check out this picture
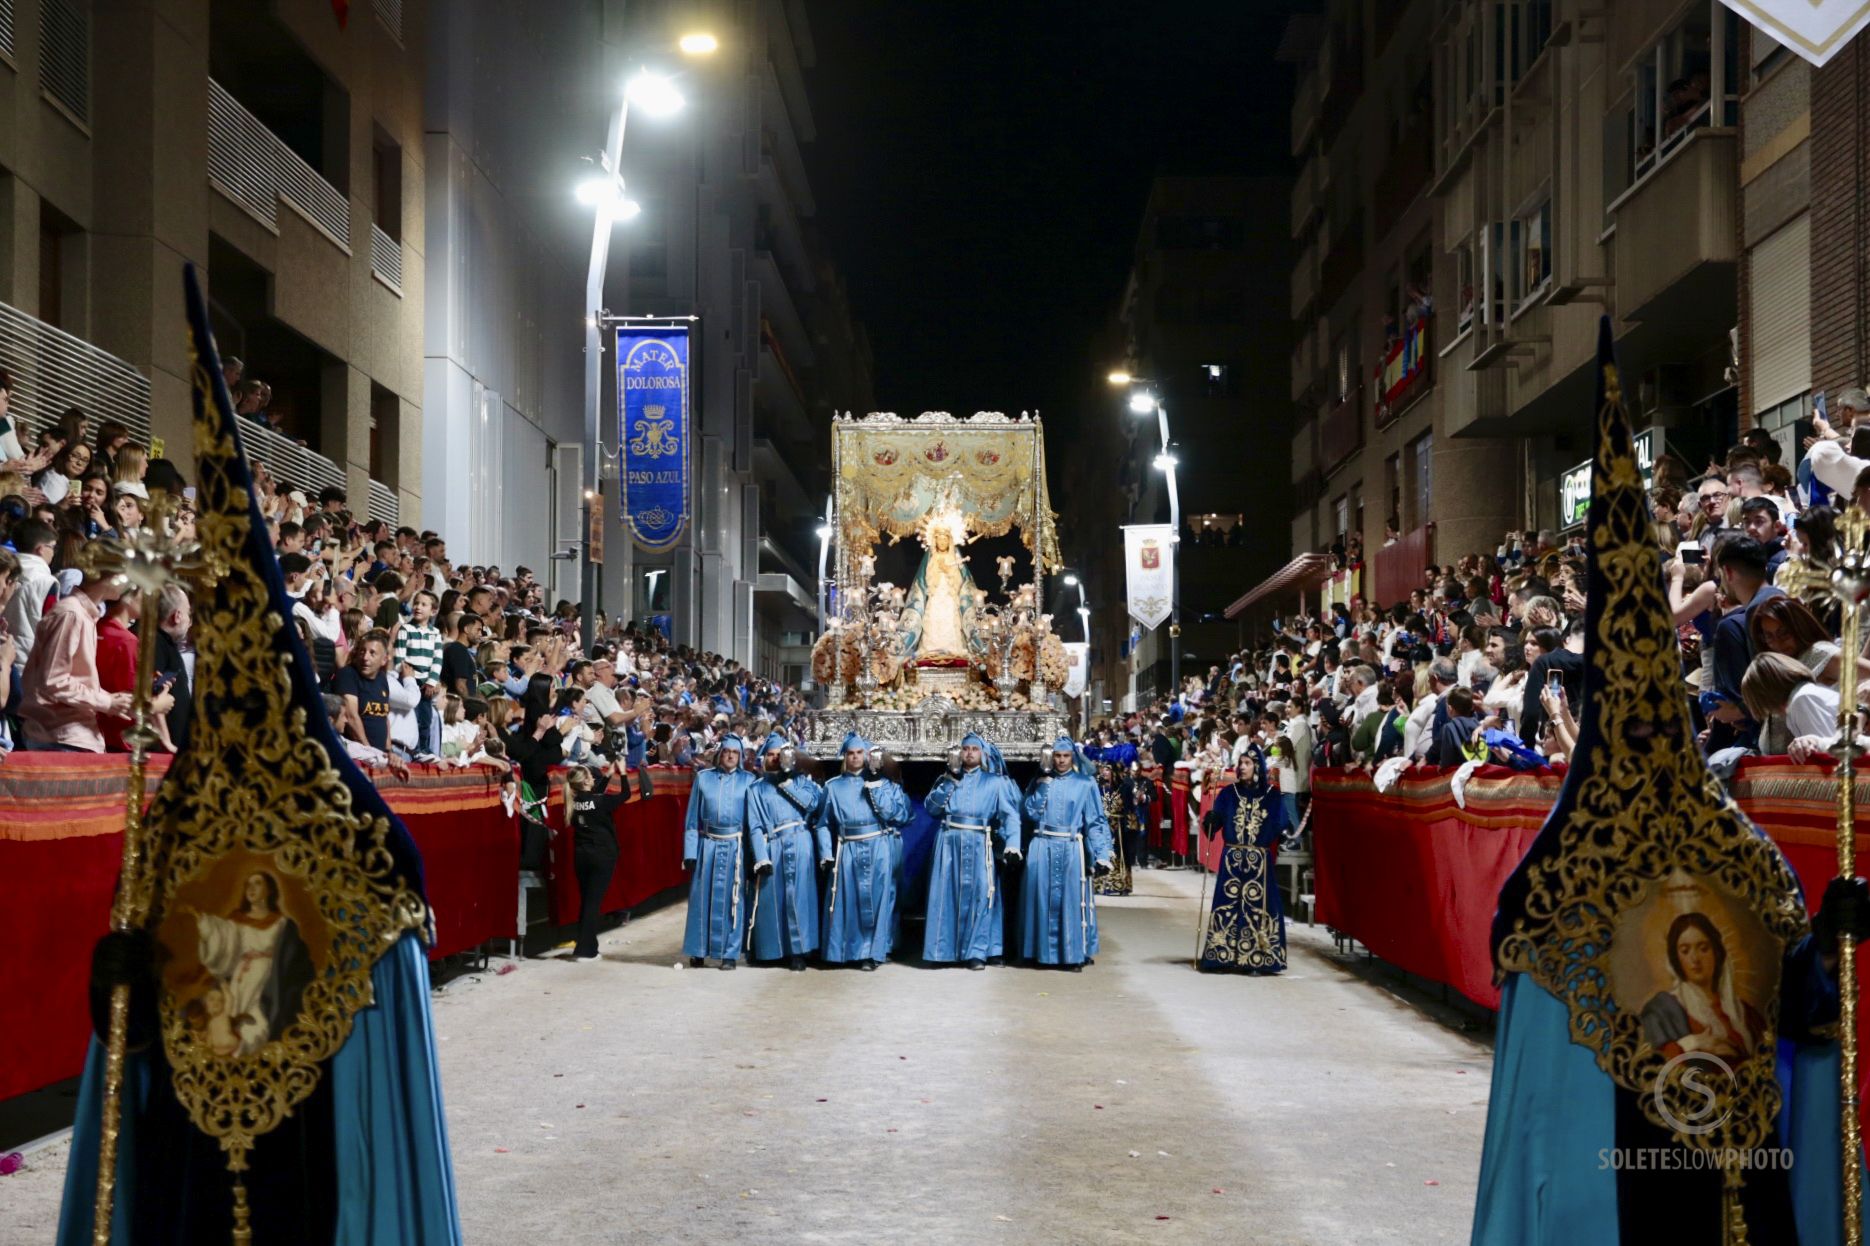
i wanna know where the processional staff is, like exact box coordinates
[1779,506,1869,1246]
[81,491,218,1245]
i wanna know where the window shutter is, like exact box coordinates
[1750,213,1811,414]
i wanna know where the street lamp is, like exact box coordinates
[577,35,714,654]
[814,494,836,642]
[1105,370,1182,697]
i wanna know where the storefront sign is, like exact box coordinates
[617,324,691,552]
[1558,427,1664,529]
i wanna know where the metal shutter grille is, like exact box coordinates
[38,0,87,125]
[0,300,151,447]
[1750,212,1811,414]
[372,0,403,45]
[0,0,16,61]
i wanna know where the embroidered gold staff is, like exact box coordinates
[80,492,214,1246]
[1780,507,1868,1245]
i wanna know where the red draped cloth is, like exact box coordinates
[0,756,510,1101]
[1311,759,1870,1131]
[1169,770,1191,857]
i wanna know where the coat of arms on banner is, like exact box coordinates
[1140,541,1161,570]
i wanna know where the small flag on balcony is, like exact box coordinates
[1717,1,1870,65]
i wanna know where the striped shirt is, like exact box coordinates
[392,622,443,685]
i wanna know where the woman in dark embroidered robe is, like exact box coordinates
[1197,746,1289,974]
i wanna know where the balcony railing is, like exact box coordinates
[1290,62,1320,155]
[1290,153,1322,238]
[0,300,152,447]
[208,78,351,254]
[370,222,403,294]
[368,477,399,526]
[373,0,403,46]
[1290,237,1318,320]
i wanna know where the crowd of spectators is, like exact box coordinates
[0,364,820,805]
[1089,387,1870,846]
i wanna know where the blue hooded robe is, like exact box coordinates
[922,732,1020,963]
[817,732,913,963]
[1019,736,1115,965]
[745,733,825,960]
[682,734,762,961]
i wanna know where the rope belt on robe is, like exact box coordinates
[943,817,995,903]
[828,820,883,919]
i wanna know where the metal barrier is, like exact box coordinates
[207,78,351,254]
[368,477,400,526]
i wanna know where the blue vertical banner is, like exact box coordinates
[617,324,691,551]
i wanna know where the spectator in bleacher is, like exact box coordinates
[1707,537,1784,751]
[17,568,134,751]
[33,441,90,505]
[437,611,482,698]
[333,628,394,755]
[0,548,18,753]
[4,519,58,667]
[96,588,177,753]
[92,421,131,478]
[1738,496,1790,579]
[153,583,194,751]
[107,483,147,538]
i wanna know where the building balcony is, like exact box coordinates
[1318,385,1364,476]
[207,78,351,255]
[1290,152,1325,239]
[0,301,153,447]
[1373,319,1431,430]
[1291,320,1327,406]
[1290,237,1319,321]
[754,158,815,298]
[1608,129,1738,329]
[235,417,399,525]
[1373,122,1433,225]
[1290,61,1321,156]
[752,250,816,373]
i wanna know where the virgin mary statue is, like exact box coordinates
[902,512,982,659]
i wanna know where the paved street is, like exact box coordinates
[6,870,1489,1244]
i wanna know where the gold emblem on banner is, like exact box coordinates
[142,341,426,1218]
[1494,359,1808,1219]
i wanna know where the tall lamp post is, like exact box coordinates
[1064,571,1091,733]
[578,37,715,654]
[1107,370,1181,698]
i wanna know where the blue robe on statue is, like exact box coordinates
[682,742,762,962]
[1197,771,1289,974]
[745,741,825,961]
[1018,749,1114,966]
[923,737,1020,964]
[818,767,913,963]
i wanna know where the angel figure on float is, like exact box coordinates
[902,506,983,659]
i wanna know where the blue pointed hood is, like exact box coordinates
[839,730,873,755]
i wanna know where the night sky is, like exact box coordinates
[804,2,1312,434]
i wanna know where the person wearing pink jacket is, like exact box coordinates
[17,570,133,751]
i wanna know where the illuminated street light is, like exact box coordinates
[678,31,720,56]
[1106,370,1133,386]
[1128,391,1156,415]
[1063,572,1079,586]
[626,71,686,117]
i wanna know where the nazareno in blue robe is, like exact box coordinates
[1018,770,1114,965]
[922,765,1020,963]
[818,770,913,962]
[1197,778,1289,974]
[746,770,825,960]
[682,760,762,961]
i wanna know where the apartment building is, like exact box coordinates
[1277,0,1757,610]
[0,0,425,524]
[1069,175,1292,707]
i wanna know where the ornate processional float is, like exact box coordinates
[806,410,1071,760]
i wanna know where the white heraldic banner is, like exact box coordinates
[1717,1,1870,65]
[1123,524,1174,630]
[1062,642,1089,698]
